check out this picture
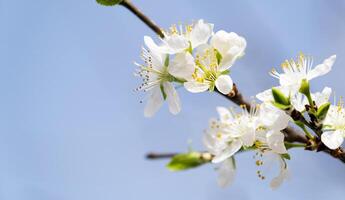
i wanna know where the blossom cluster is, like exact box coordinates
[135,19,345,190]
[135,20,246,117]
[204,104,290,188]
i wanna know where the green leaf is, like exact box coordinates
[96,0,123,6]
[166,152,208,171]
[316,102,331,120]
[281,153,291,160]
[272,87,290,106]
[160,84,167,100]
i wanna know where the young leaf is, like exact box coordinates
[316,102,331,120]
[96,0,123,6]
[166,152,208,171]
[272,87,290,106]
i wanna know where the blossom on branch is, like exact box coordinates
[135,20,246,116]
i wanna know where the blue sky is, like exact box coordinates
[1,0,345,199]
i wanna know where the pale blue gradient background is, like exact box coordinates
[1,0,345,199]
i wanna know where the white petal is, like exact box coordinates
[270,168,289,190]
[217,158,236,187]
[308,55,336,80]
[291,93,308,112]
[189,19,213,49]
[168,52,195,80]
[256,88,274,102]
[212,140,242,163]
[321,130,344,150]
[144,36,165,66]
[210,30,231,55]
[144,87,164,117]
[270,157,289,190]
[313,87,332,107]
[260,104,290,130]
[184,81,209,93]
[267,131,287,154]
[163,82,181,115]
[215,75,233,94]
[164,35,189,53]
[241,128,256,146]
[211,31,246,69]
[216,107,234,123]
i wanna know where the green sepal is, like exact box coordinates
[96,0,123,6]
[215,49,223,65]
[166,152,208,171]
[272,102,291,110]
[209,82,215,92]
[186,41,193,54]
[299,79,310,96]
[220,69,230,75]
[164,55,170,67]
[160,84,167,100]
[281,153,291,160]
[316,102,331,120]
[272,87,290,106]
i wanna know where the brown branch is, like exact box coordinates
[120,0,345,164]
[146,152,178,159]
[120,0,165,38]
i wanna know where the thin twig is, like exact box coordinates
[120,0,345,164]
[120,0,165,38]
[146,152,178,159]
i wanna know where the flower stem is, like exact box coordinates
[120,0,165,38]
[284,142,306,149]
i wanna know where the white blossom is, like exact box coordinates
[135,37,181,117]
[291,87,332,112]
[216,157,236,187]
[162,19,214,54]
[203,106,257,163]
[321,103,345,149]
[256,104,290,154]
[183,44,234,94]
[270,53,336,93]
[210,30,246,68]
[254,151,289,190]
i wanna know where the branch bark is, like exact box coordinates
[120,0,165,38]
[120,0,345,164]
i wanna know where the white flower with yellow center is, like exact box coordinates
[203,106,257,164]
[254,151,289,190]
[210,30,247,68]
[184,45,234,94]
[321,102,345,149]
[183,30,246,94]
[270,53,336,92]
[135,37,182,117]
[255,104,290,154]
[162,19,214,54]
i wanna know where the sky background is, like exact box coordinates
[1,0,345,199]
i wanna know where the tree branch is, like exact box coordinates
[120,0,165,38]
[120,0,345,164]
